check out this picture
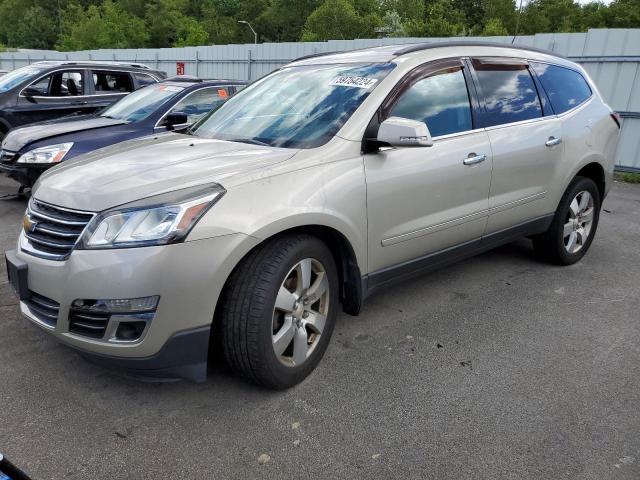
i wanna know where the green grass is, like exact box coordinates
[614,171,640,184]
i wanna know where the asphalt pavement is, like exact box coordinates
[0,176,638,480]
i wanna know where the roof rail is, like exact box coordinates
[32,60,151,69]
[394,41,564,59]
[165,75,203,83]
[291,51,339,63]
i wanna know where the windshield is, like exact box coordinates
[0,65,48,93]
[192,63,395,149]
[100,84,185,122]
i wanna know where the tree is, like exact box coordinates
[256,0,322,42]
[57,1,149,50]
[301,0,381,41]
[11,5,58,49]
[423,0,466,37]
[0,0,61,50]
[482,17,509,35]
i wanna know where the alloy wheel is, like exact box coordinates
[271,258,330,367]
[563,190,595,254]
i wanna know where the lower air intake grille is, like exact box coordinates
[69,310,110,339]
[25,292,59,327]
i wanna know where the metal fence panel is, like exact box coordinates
[1,29,639,170]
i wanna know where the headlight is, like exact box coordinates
[78,184,225,249]
[17,142,74,164]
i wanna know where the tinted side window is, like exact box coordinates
[92,71,134,94]
[168,87,230,124]
[27,70,84,97]
[530,62,592,114]
[474,63,542,127]
[389,67,473,137]
[134,73,157,88]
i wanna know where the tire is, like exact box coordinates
[533,176,601,265]
[218,234,339,389]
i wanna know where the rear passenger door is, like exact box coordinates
[364,59,493,273]
[470,58,563,233]
[86,70,135,112]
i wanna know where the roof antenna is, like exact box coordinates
[512,0,524,44]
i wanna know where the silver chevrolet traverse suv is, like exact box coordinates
[5,42,619,389]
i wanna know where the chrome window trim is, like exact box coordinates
[19,67,159,100]
[154,85,234,129]
[19,67,86,99]
[432,127,486,142]
[555,95,594,119]
[483,114,556,132]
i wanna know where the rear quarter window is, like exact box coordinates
[530,62,592,114]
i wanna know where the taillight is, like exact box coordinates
[611,111,621,129]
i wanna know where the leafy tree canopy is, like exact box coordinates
[0,0,637,51]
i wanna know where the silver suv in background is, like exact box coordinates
[5,42,619,389]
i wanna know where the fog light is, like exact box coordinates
[72,296,159,313]
[115,321,148,341]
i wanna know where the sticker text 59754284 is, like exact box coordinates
[329,76,379,89]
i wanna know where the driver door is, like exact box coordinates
[364,59,493,275]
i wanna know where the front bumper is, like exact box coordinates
[0,162,48,188]
[9,232,259,381]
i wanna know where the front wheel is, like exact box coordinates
[533,176,601,265]
[218,234,339,389]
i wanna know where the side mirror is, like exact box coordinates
[165,112,188,127]
[22,87,42,99]
[377,117,433,147]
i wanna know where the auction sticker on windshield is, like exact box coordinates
[329,76,378,89]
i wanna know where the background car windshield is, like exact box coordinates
[0,66,47,92]
[192,63,395,149]
[100,84,184,122]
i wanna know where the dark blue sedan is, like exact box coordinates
[0,77,245,188]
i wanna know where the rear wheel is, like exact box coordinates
[218,234,339,389]
[533,176,601,265]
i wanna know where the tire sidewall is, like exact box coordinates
[258,238,339,388]
[553,177,601,264]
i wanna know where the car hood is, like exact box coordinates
[1,116,126,152]
[33,134,298,212]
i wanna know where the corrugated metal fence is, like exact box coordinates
[1,29,640,171]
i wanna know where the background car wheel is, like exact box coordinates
[533,176,601,265]
[218,234,339,389]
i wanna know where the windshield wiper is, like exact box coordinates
[229,138,271,147]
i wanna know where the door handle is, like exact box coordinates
[463,153,487,166]
[545,136,562,147]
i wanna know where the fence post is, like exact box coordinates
[195,50,199,77]
[12,53,15,70]
[247,50,252,81]
[155,52,159,70]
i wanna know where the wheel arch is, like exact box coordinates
[575,162,606,200]
[217,224,365,318]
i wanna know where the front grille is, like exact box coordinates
[69,310,110,339]
[24,291,59,328]
[0,149,17,164]
[23,199,95,260]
